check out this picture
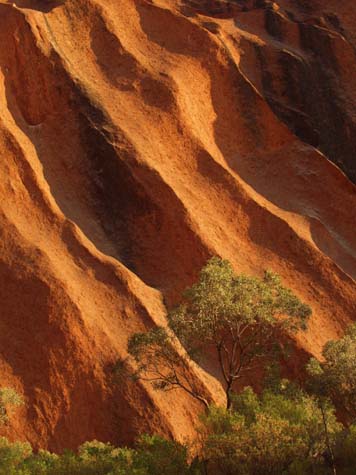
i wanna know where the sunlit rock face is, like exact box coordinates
[0,0,355,451]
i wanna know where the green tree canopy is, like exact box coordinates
[128,257,311,408]
[307,323,356,423]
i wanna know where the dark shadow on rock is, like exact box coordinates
[234,8,356,184]
[135,0,356,282]
[1,17,209,299]
[310,218,356,281]
[12,0,63,13]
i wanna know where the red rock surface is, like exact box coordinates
[0,0,355,451]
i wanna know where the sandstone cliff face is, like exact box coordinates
[0,0,355,450]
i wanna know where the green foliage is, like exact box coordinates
[134,435,193,475]
[0,388,24,425]
[127,326,210,408]
[169,258,310,356]
[127,328,181,391]
[128,257,311,408]
[201,383,342,475]
[19,450,59,475]
[334,423,356,471]
[0,394,353,475]
[307,324,356,422]
[0,437,32,475]
[0,436,194,475]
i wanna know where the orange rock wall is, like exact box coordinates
[0,0,355,450]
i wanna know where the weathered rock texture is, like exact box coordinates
[0,0,355,451]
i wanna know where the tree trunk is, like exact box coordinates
[320,402,337,475]
[197,395,211,410]
[226,379,233,409]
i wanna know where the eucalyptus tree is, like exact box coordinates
[129,257,311,409]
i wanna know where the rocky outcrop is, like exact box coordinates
[0,0,355,450]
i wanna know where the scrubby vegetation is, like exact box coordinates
[201,381,342,475]
[2,258,356,474]
[0,435,199,475]
[3,375,356,474]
